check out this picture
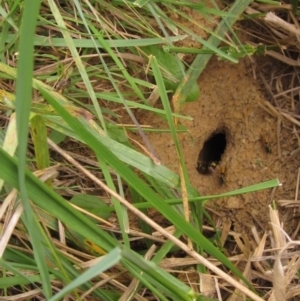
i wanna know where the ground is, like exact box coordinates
[130,54,299,238]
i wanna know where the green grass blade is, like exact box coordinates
[15,0,52,298]
[4,34,187,47]
[134,179,281,209]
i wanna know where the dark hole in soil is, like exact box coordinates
[196,129,227,175]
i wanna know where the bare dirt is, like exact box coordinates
[139,55,299,235]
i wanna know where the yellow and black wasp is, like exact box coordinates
[219,165,226,185]
[260,134,272,153]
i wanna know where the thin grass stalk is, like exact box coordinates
[150,56,193,248]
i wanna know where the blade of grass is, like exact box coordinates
[15,0,52,298]
[150,55,193,247]
[134,179,281,209]
[4,33,187,47]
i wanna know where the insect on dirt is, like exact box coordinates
[219,165,226,185]
[260,134,272,153]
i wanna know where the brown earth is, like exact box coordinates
[138,55,299,236]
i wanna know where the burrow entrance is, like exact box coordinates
[196,128,227,175]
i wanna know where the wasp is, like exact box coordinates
[261,134,272,153]
[219,165,226,185]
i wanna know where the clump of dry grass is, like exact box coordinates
[245,2,300,141]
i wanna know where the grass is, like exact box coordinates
[0,0,293,300]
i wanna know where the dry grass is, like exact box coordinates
[240,2,300,300]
